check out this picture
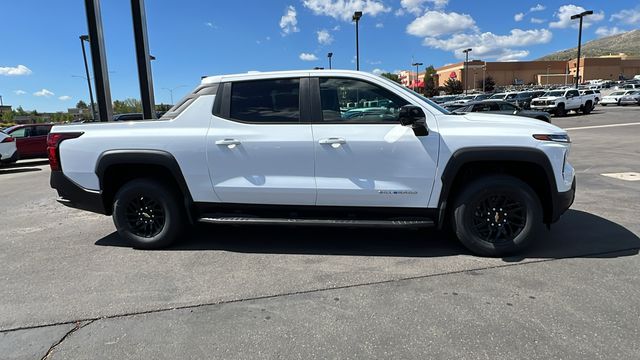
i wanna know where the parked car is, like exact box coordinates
[0,131,18,164]
[504,92,536,109]
[3,123,53,159]
[618,90,640,106]
[530,89,594,116]
[453,100,551,122]
[600,91,635,106]
[49,69,575,257]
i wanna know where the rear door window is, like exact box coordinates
[229,78,300,123]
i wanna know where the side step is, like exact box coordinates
[198,216,434,228]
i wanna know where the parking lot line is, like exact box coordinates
[564,122,640,131]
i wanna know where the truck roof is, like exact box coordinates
[200,69,376,85]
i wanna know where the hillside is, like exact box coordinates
[537,29,640,61]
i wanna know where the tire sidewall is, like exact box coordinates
[113,179,183,249]
[453,176,542,257]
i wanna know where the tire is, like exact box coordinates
[555,103,566,117]
[583,101,592,114]
[601,104,607,107]
[112,178,186,249]
[451,175,543,257]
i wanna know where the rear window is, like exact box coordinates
[160,84,219,120]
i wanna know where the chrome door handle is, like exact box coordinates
[215,139,241,146]
[318,137,346,145]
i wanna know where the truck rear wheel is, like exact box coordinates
[112,178,186,249]
[451,175,542,257]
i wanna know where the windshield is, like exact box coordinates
[505,93,518,99]
[610,91,625,96]
[544,91,565,97]
[489,93,505,99]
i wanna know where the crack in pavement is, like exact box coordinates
[41,320,95,360]
[2,246,638,336]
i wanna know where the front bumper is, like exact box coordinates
[50,171,108,215]
[530,106,557,113]
[551,177,576,222]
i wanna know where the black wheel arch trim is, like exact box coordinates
[436,146,560,228]
[95,149,194,219]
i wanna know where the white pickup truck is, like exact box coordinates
[48,70,575,257]
[530,88,595,116]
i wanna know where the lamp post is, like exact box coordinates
[352,11,362,71]
[411,62,423,92]
[328,52,333,69]
[79,35,96,121]
[162,85,187,105]
[462,48,472,95]
[482,62,486,92]
[571,10,593,89]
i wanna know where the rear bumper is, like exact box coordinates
[50,171,108,215]
[0,150,18,163]
[551,177,576,223]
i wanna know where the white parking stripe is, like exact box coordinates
[564,122,640,131]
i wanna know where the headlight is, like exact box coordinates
[533,134,571,143]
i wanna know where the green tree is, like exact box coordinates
[379,72,401,84]
[113,98,142,114]
[76,100,88,109]
[481,76,496,92]
[423,65,439,97]
[443,78,463,95]
[15,106,27,116]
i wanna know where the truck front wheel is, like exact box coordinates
[451,175,542,257]
[112,178,186,249]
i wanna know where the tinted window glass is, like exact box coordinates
[10,128,26,138]
[230,79,299,123]
[34,126,51,136]
[319,77,409,122]
[568,90,579,97]
[499,102,517,111]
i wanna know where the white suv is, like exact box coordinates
[49,70,575,256]
[0,131,18,164]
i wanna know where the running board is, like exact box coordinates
[198,216,434,228]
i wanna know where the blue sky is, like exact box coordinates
[1,0,639,112]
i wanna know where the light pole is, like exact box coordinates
[411,62,423,92]
[482,62,486,92]
[352,11,362,71]
[162,85,187,105]
[571,10,593,89]
[462,48,472,95]
[328,52,333,70]
[79,35,96,121]
[546,65,550,86]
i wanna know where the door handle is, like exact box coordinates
[318,137,346,145]
[215,139,241,146]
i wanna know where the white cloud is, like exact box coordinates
[280,5,300,35]
[497,50,529,61]
[530,17,545,24]
[549,5,604,29]
[332,25,341,31]
[58,95,72,101]
[595,26,625,38]
[0,64,32,76]
[299,53,319,61]
[514,12,524,22]
[317,29,333,45]
[407,11,476,38]
[13,90,27,95]
[372,68,385,75]
[400,0,449,15]
[422,28,553,60]
[34,89,54,97]
[204,22,217,29]
[530,4,545,12]
[375,22,384,28]
[610,8,640,25]
[302,0,390,22]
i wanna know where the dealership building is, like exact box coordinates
[409,55,640,91]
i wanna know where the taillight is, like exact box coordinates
[47,132,83,171]
[1,136,15,143]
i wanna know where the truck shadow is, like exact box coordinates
[96,209,639,261]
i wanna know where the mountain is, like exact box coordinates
[537,29,640,61]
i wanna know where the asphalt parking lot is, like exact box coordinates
[1,106,639,359]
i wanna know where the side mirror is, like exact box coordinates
[399,105,428,136]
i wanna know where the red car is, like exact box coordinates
[4,124,53,159]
